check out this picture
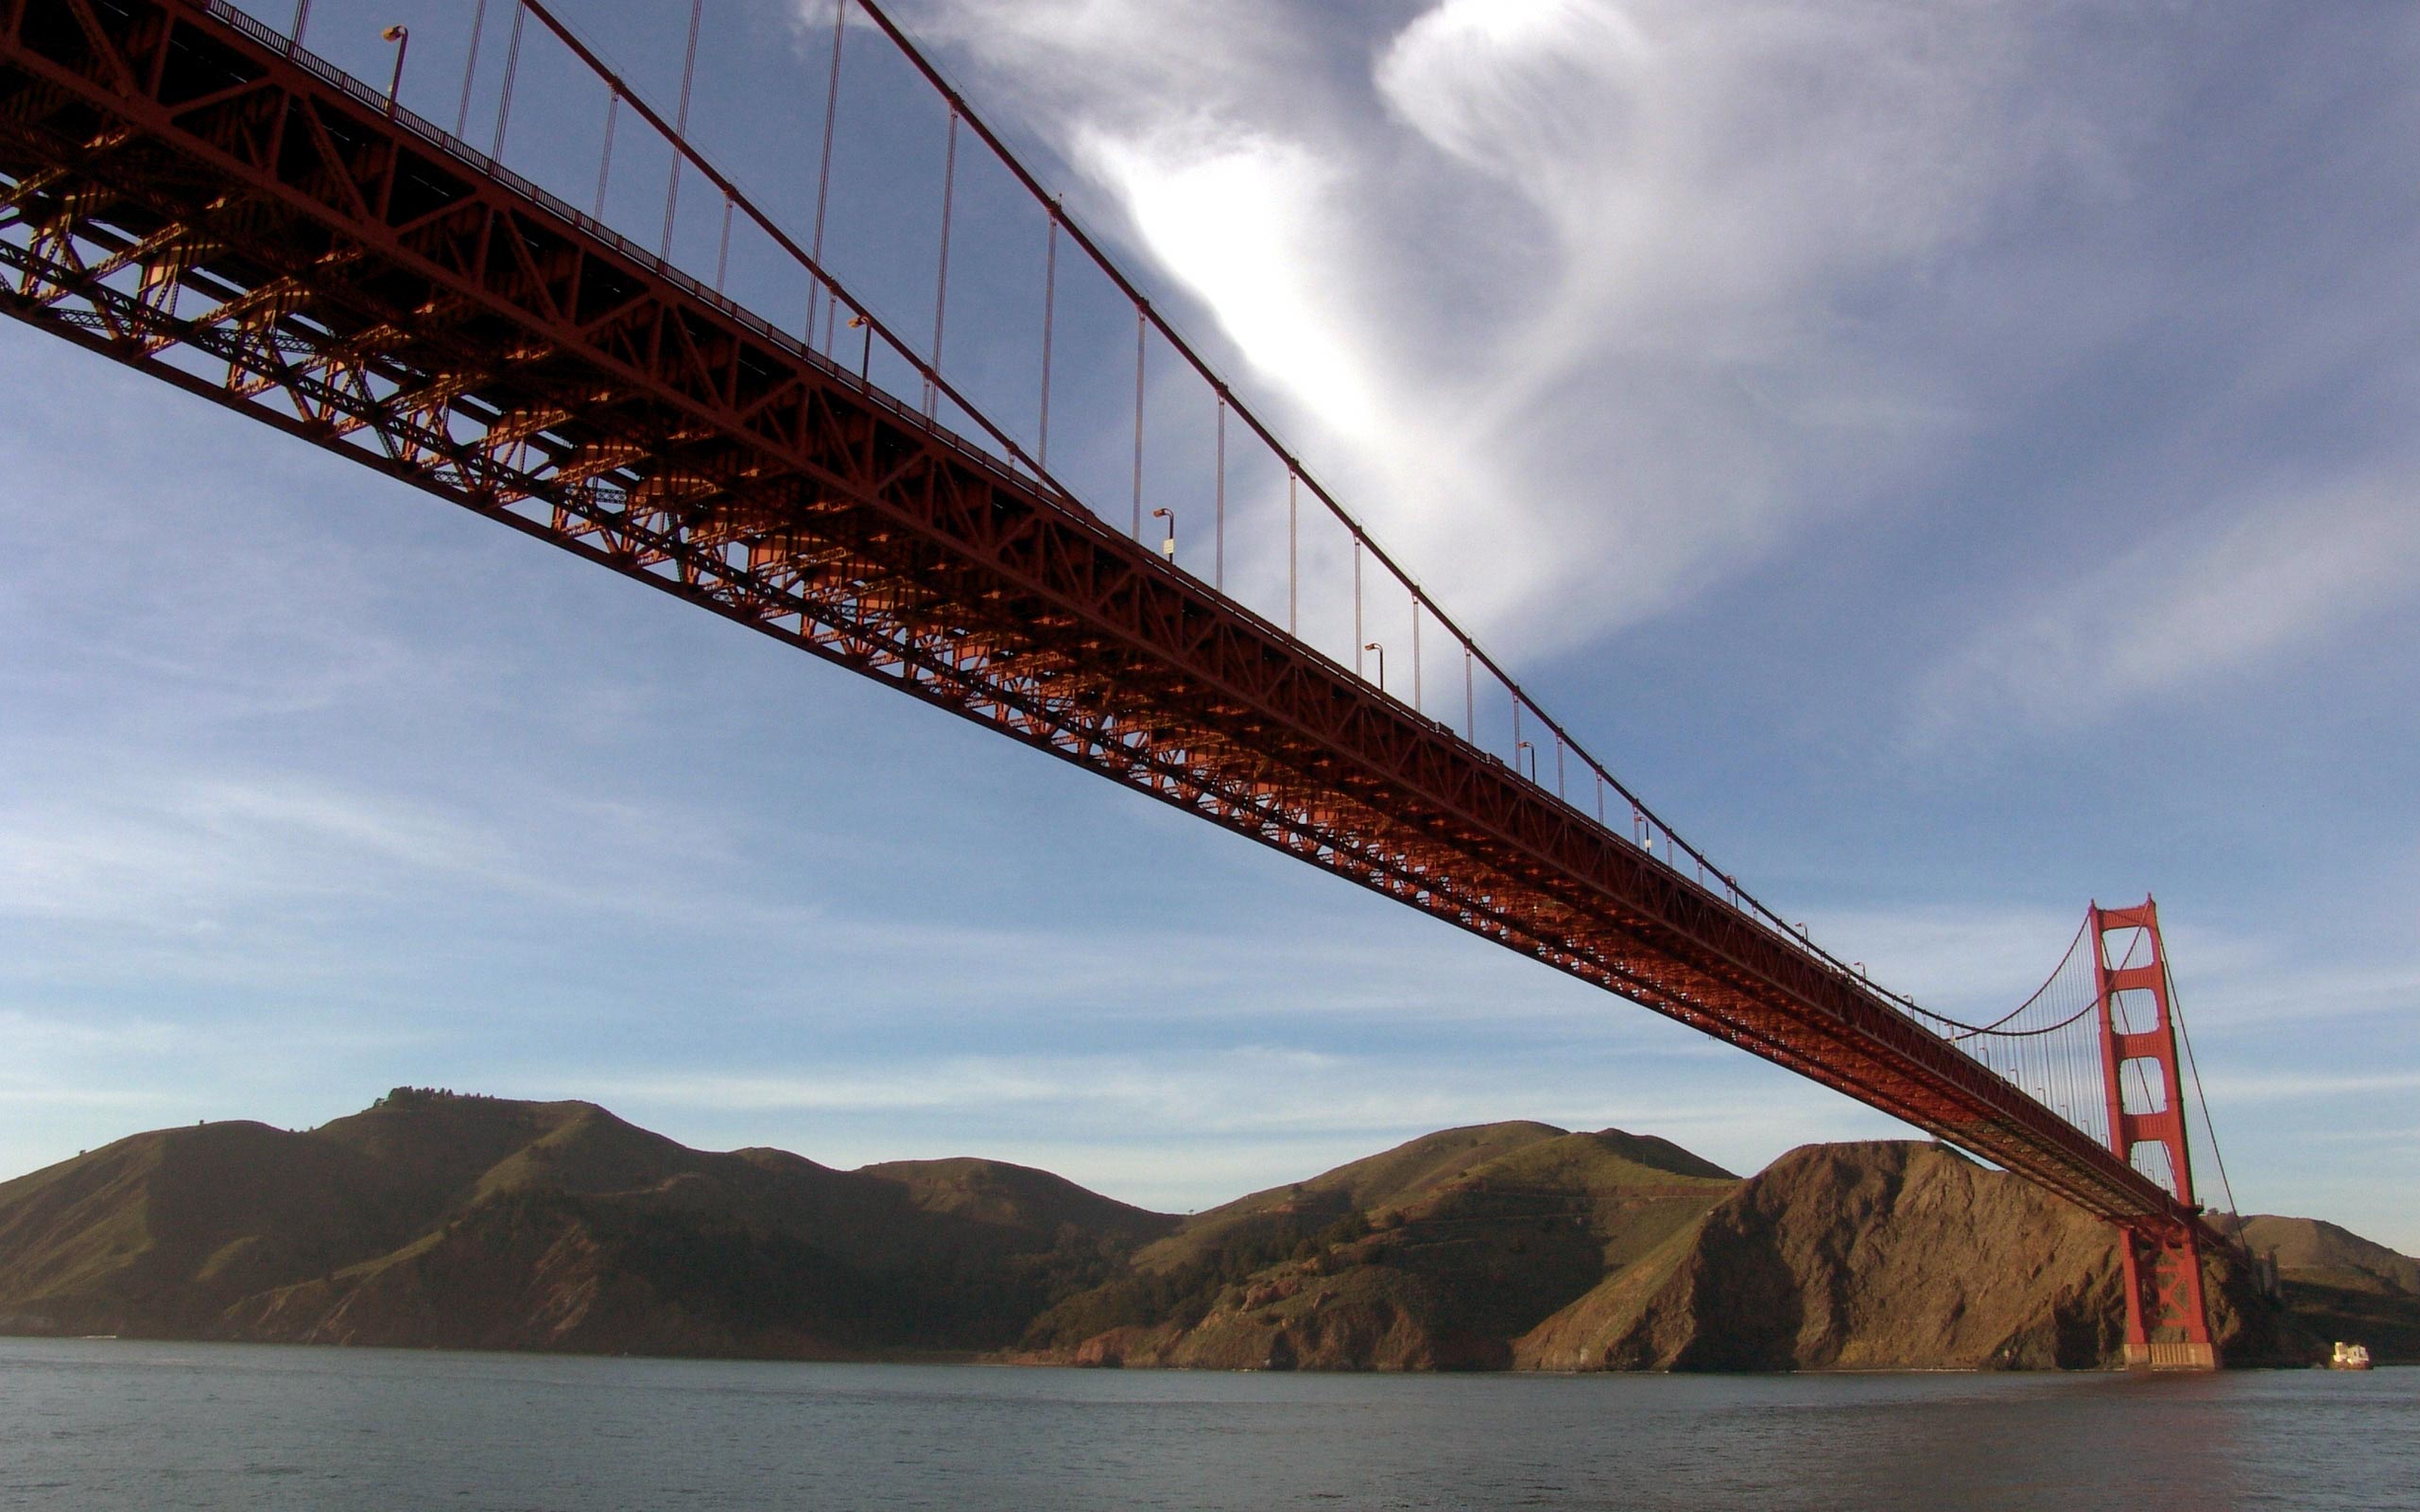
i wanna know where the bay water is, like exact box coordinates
[2,1337,2410,1510]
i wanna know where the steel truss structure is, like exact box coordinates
[0,0,2221,1323]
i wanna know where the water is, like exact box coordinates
[0,1338,2409,1511]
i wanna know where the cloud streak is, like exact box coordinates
[1916,468,2420,738]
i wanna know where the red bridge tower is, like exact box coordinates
[2092,898,2218,1369]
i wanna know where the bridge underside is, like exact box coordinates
[1,0,2203,1237]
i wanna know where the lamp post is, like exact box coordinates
[1514,738,1535,782]
[846,313,872,382]
[380,25,409,116]
[1362,641,1384,691]
[1151,506,1175,561]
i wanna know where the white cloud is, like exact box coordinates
[870,0,2141,656]
[1074,123,1385,442]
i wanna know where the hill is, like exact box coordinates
[1016,1133,2317,1371]
[0,1093,2377,1369]
[0,1089,1173,1357]
[2232,1214,2420,1363]
[1515,1142,2309,1370]
[1013,1121,1739,1368]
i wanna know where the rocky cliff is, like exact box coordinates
[1513,1141,2308,1370]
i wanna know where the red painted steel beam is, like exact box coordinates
[0,0,2198,1231]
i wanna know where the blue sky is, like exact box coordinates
[4,0,2415,1249]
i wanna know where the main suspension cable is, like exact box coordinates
[2169,956,2245,1241]
[1901,916,2091,1038]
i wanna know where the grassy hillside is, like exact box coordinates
[1019,1122,1740,1368]
[0,1089,1169,1355]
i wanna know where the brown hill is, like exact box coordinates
[2232,1214,2420,1363]
[1016,1121,1741,1368]
[0,1089,1173,1356]
[1023,1137,2317,1372]
[0,1096,2352,1370]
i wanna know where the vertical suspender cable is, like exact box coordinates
[1287,471,1298,634]
[1131,309,1147,537]
[810,0,847,350]
[661,0,705,261]
[716,195,735,292]
[928,107,959,420]
[2053,996,2067,1122]
[490,2,526,162]
[287,0,311,53]
[1038,209,1058,469]
[1213,396,1225,592]
[1353,540,1363,678]
[593,92,619,220]
[2065,1010,2081,1126]
[456,0,490,139]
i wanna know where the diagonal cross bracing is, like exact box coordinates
[0,0,2204,1236]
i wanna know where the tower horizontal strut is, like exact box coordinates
[0,0,2209,1240]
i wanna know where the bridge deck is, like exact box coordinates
[0,0,2194,1232]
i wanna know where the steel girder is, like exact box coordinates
[0,0,2199,1232]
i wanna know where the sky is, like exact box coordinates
[3,0,2415,1249]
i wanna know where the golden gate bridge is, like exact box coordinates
[0,0,2239,1366]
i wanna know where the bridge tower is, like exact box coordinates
[2091,897,2218,1369]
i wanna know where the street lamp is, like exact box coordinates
[1362,641,1384,691]
[1151,506,1175,561]
[379,25,409,117]
[846,312,873,381]
[1514,738,1535,782]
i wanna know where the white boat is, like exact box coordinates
[2330,1342,2373,1371]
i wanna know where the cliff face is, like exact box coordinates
[1516,1141,2313,1370]
[0,1091,1173,1357]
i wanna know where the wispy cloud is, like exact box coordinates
[1915,468,2420,740]
[0,771,520,925]
[877,0,2152,655]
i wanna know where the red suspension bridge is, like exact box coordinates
[1,0,2238,1366]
